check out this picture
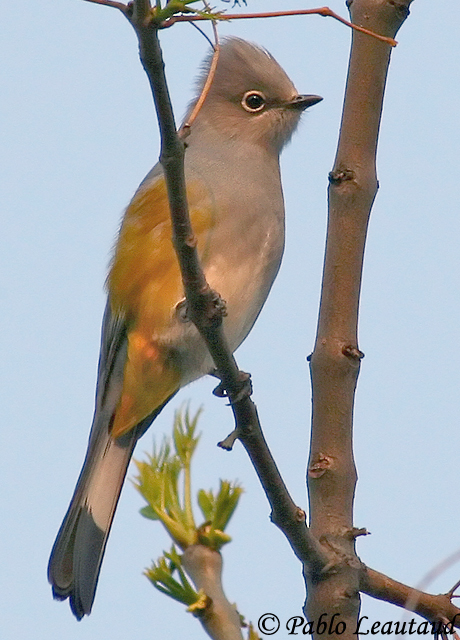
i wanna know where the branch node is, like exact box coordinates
[187,594,213,618]
[212,381,227,398]
[208,290,227,319]
[185,234,197,248]
[295,507,307,523]
[178,123,191,140]
[308,453,333,478]
[342,345,365,360]
[388,0,411,20]
[328,168,355,185]
[346,527,370,540]
[217,429,239,451]
[319,560,340,577]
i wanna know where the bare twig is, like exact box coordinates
[448,580,460,599]
[181,5,220,134]
[416,548,460,595]
[161,7,398,47]
[362,567,460,628]
[83,0,129,13]
[188,21,215,48]
[82,1,397,46]
[402,548,460,622]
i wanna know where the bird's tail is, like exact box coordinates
[48,302,177,618]
[47,421,138,620]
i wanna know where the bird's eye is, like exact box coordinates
[241,91,266,113]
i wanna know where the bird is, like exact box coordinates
[48,36,322,619]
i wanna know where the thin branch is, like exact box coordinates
[161,7,398,47]
[416,547,460,595]
[182,546,244,640]
[83,0,129,12]
[189,21,215,49]
[229,400,328,573]
[362,567,460,627]
[182,45,219,130]
[403,548,460,621]
[449,580,460,599]
[181,6,220,134]
[82,1,397,47]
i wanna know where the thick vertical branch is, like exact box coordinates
[305,1,413,636]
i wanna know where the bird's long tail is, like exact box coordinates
[48,301,179,618]
[47,420,138,620]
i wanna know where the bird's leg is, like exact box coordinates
[210,369,252,451]
[210,369,252,402]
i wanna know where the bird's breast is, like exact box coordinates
[108,140,285,385]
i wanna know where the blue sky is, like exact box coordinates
[1,1,460,638]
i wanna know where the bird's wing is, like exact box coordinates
[48,172,215,618]
[107,174,216,437]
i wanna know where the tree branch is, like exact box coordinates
[162,7,397,47]
[362,567,460,627]
[83,0,129,12]
[181,546,244,640]
[82,1,397,46]
[305,1,414,637]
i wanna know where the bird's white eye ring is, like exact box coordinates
[241,90,266,113]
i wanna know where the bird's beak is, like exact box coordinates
[286,94,323,110]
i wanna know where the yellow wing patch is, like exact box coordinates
[107,175,215,438]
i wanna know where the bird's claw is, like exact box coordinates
[212,370,252,403]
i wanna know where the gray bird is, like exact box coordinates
[48,37,322,619]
